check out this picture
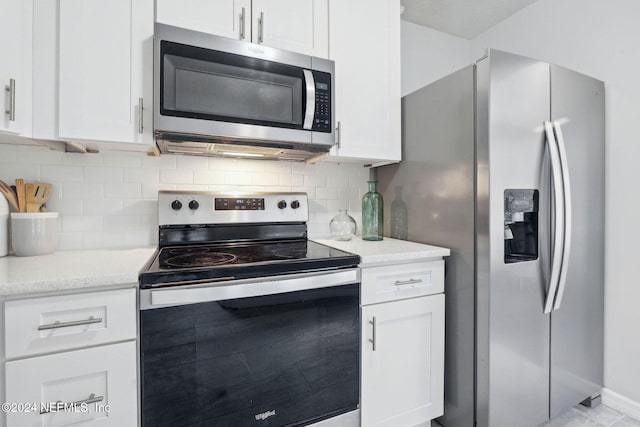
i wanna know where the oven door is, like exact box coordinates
[140,269,360,427]
[154,24,334,146]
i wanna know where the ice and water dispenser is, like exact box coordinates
[504,189,539,263]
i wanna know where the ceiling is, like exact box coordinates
[401,0,540,39]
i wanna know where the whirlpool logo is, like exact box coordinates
[254,410,276,421]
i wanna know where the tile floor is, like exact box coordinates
[540,404,640,427]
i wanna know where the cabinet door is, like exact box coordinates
[58,0,153,145]
[0,0,32,136]
[328,0,401,164]
[5,341,137,427]
[361,294,445,426]
[156,0,251,41]
[252,0,328,58]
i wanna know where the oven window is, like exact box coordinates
[140,283,359,427]
[160,41,305,129]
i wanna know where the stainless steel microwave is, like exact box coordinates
[153,24,335,161]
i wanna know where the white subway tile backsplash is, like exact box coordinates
[83,199,124,216]
[266,161,292,173]
[223,171,252,185]
[174,184,210,192]
[250,172,279,186]
[160,168,193,184]
[176,156,208,170]
[41,164,83,182]
[104,183,142,199]
[122,199,157,215]
[0,163,40,182]
[63,152,104,166]
[124,168,159,184]
[142,183,175,199]
[57,232,84,251]
[84,166,123,183]
[47,198,83,216]
[279,174,303,187]
[304,174,327,188]
[64,182,104,199]
[316,187,339,200]
[0,144,369,250]
[237,159,266,172]
[83,231,124,249]
[103,215,141,231]
[208,158,239,171]
[62,215,103,232]
[102,153,142,168]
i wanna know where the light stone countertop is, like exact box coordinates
[0,248,156,296]
[313,236,450,267]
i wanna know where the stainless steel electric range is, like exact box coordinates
[139,191,361,427]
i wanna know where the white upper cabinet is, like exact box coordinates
[57,0,153,145]
[328,0,401,165]
[251,0,328,57]
[156,0,251,41]
[0,0,32,137]
[155,0,328,58]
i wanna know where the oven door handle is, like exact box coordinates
[302,69,315,130]
[145,269,359,308]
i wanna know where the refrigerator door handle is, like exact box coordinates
[543,121,565,314]
[552,121,572,310]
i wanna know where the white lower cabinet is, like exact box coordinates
[5,341,137,427]
[360,263,445,426]
[2,287,138,427]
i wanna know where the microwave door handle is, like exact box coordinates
[303,69,315,130]
[543,120,565,314]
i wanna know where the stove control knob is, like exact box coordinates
[277,200,287,209]
[171,200,183,211]
[188,200,200,210]
[291,200,300,209]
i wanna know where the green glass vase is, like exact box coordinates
[362,180,383,241]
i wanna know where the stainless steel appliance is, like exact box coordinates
[139,191,360,426]
[154,24,335,161]
[377,49,605,427]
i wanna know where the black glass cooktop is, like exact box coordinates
[139,240,359,288]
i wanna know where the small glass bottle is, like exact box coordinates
[362,180,383,241]
[390,186,408,240]
[329,210,357,241]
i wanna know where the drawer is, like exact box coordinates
[5,341,137,427]
[361,260,444,305]
[4,288,136,359]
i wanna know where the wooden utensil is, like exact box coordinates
[25,182,52,213]
[15,179,26,213]
[0,180,19,211]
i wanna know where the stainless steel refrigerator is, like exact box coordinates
[377,49,604,427]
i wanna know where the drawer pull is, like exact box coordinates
[40,393,104,414]
[394,278,423,286]
[37,316,103,331]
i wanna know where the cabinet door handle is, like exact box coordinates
[258,12,264,43]
[40,393,104,414]
[5,78,16,121]
[239,7,246,40]
[394,278,422,286]
[138,97,144,134]
[369,317,376,351]
[335,121,341,149]
[37,316,103,331]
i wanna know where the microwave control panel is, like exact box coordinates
[312,70,332,132]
